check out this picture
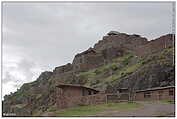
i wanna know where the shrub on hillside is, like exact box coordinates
[122,55,134,65]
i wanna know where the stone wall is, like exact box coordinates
[53,63,73,74]
[72,51,104,72]
[93,33,148,52]
[101,47,125,62]
[71,33,149,73]
[107,93,129,103]
[135,34,174,57]
[56,93,107,109]
[56,92,130,109]
[135,87,175,101]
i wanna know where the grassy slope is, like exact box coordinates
[53,102,143,116]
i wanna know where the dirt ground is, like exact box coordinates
[90,101,175,117]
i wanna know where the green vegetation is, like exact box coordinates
[142,100,175,105]
[160,47,174,56]
[78,63,119,78]
[113,55,133,64]
[55,102,143,116]
[122,55,134,65]
[94,63,118,74]
[104,62,142,83]
[110,64,118,71]
[101,102,142,110]
[78,55,135,84]
[123,63,141,74]
[104,71,122,83]
[139,60,146,65]
[78,70,96,78]
[159,100,175,104]
[47,106,57,112]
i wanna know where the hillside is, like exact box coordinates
[2,32,175,116]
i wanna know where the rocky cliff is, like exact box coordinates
[2,32,175,116]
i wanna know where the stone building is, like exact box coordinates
[72,48,104,72]
[56,84,100,109]
[56,84,131,109]
[135,86,175,101]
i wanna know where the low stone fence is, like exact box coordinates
[57,93,130,109]
[107,93,129,103]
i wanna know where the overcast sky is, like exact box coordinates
[2,2,174,98]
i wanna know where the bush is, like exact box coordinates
[140,60,146,65]
[110,64,118,71]
[122,55,134,65]
[94,69,102,74]
[47,106,57,112]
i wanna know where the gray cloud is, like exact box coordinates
[2,2,174,96]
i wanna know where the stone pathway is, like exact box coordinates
[89,101,175,117]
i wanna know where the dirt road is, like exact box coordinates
[91,101,175,117]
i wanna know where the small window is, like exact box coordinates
[144,92,151,98]
[169,90,174,96]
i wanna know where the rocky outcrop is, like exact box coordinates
[2,32,175,116]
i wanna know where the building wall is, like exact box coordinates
[56,92,107,109]
[56,89,130,109]
[135,87,175,101]
[62,87,83,97]
[56,87,100,109]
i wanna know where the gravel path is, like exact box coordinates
[90,101,175,117]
